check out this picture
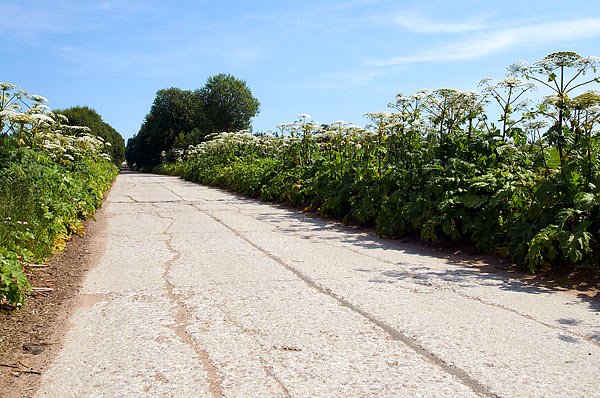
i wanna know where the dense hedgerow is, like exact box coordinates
[0,83,119,307]
[157,52,600,275]
[55,106,126,167]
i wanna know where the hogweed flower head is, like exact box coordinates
[0,82,18,91]
[55,113,69,123]
[30,94,48,103]
[9,112,35,124]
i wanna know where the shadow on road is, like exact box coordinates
[122,169,600,314]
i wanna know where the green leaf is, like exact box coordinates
[458,194,487,209]
[573,192,595,211]
[555,208,575,229]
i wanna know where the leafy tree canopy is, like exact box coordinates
[55,106,125,166]
[197,73,260,133]
[126,75,260,169]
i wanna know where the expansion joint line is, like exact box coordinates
[152,206,224,398]
[156,181,498,397]
[247,210,600,347]
[335,244,600,347]
[185,203,498,398]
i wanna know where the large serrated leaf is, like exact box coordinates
[555,208,575,228]
[573,192,595,211]
[459,194,487,209]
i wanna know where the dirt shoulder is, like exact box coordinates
[0,204,108,398]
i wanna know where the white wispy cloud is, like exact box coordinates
[376,13,486,33]
[311,68,392,89]
[0,4,64,34]
[55,40,264,78]
[370,18,600,66]
[97,1,118,12]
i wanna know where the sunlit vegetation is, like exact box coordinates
[126,74,260,170]
[158,52,600,275]
[0,83,120,307]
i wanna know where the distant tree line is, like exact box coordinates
[55,106,125,166]
[125,73,260,169]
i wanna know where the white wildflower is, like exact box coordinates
[364,111,392,119]
[525,121,548,130]
[9,112,34,124]
[0,83,18,91]
[543,95,561,106]
[346,124,363,130]
[479,78,493,86]
[54,114,69,123]
[588,105,600,113]
[30,114,55,124]
[0,110,16,118]
[34,105,51,112]
[499,78,523,87]
[30,94,48,103]
[507,60,528,75]
[579,56,600,66]
[411,92,427,101]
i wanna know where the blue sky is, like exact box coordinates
[2,0,600,141]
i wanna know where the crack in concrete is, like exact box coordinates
[150,195,292,396]
[153,207,224,398]
[237,209,600,347]
[156,180,500,397]
[301,236,600,347]
[218,309,292,398]
[195,206,500,398]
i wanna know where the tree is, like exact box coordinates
[197,74,260,133]
[55,106,125,166]
[126,88,200,168]
[125,74,260,169]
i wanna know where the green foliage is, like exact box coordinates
[173,128,205,149]
[0,148,118,308]
[157,52,600,276]
[126,75,260,170]
[198,73,260,133]
[55,106,125,166]
[0,247,30,307]
[0,83,118,307]
[126,88,201,169]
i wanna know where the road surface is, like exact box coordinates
[36,171,600,397]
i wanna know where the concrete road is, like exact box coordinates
[36,172,600,397]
